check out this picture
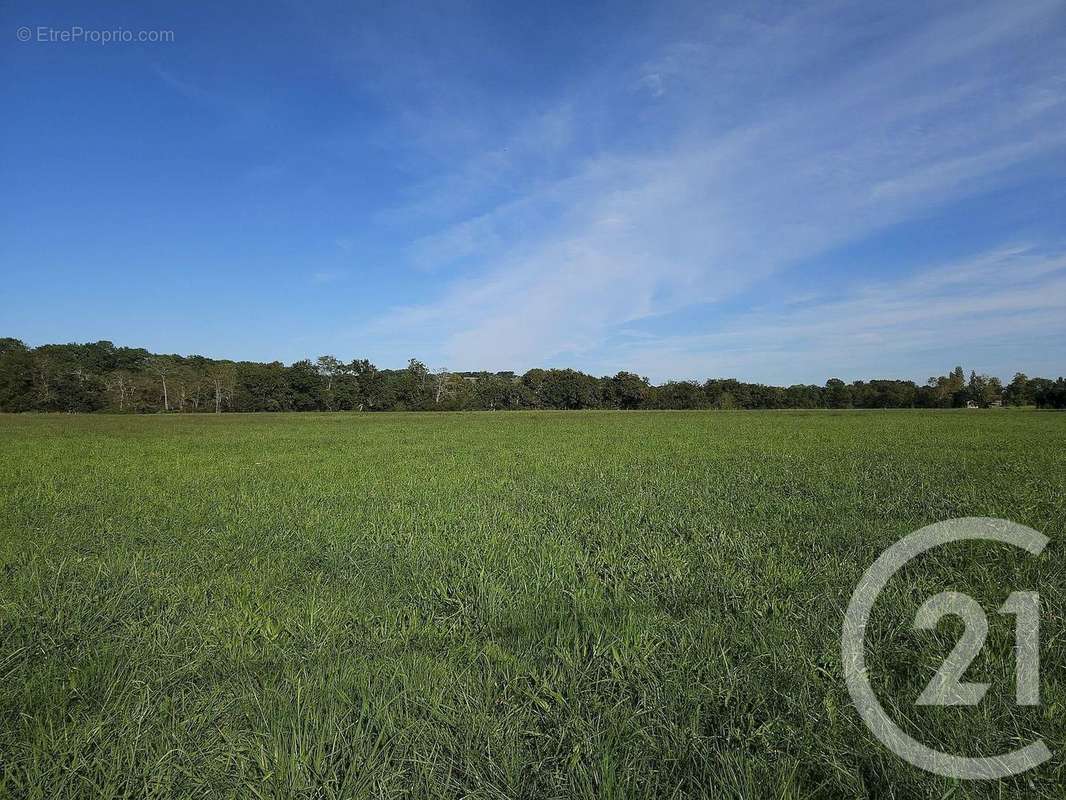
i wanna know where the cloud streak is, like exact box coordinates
[356,0,1066,378]
[610,246,1066,382]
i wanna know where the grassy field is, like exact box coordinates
[1,410,1063,798]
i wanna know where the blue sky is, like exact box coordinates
[2,1,1065,383]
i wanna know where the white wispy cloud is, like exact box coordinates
[608,246,1066,382]
[358,0,1066,376]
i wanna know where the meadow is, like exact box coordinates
[0,410,1063,799]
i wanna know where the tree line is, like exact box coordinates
[1,338,1064,413]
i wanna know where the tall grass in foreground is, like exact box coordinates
[1,410,1063,798]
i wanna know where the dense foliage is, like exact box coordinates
[1,337,1064,413]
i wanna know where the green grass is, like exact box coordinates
[1,410,1063,798]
